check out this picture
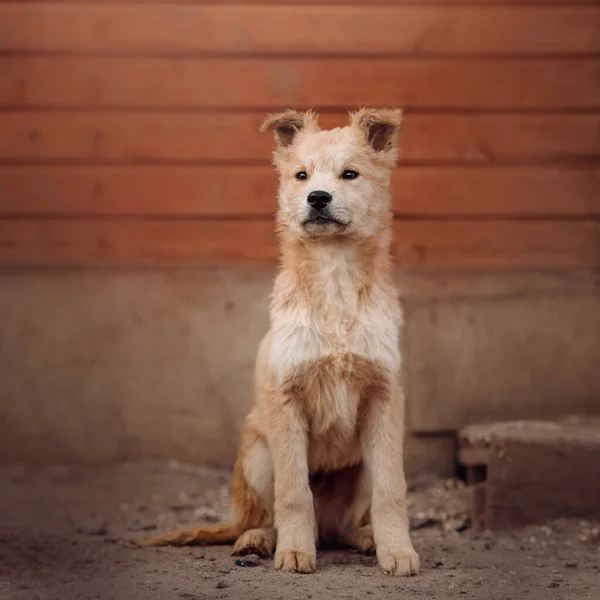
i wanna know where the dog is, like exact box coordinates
[135,108,420,577]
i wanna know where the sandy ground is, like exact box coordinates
[0,462,598,600]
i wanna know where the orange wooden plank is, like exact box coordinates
[0,166,277,217]
[0,218,598,269]
[1,112,598,165]
[1,165,599,218]
[1,57,598,110]
[1,5,598,56]
[0,219,279,264]
[5,1,598,4]
[392,220,600,269]
[6,1,599,4]
[394,167,600,217]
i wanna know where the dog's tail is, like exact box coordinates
[132,522,242,547]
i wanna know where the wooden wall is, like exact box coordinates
[0,1,599,268]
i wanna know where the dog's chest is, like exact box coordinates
[300,353,381,471]
[270,289,401,379]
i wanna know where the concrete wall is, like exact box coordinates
[1,267,599,478]
[402,270,600,432]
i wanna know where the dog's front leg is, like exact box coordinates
[362,385,420,577]
[266,393,316,573]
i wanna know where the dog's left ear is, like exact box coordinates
[350,108,403,153]
[260,110,319,148]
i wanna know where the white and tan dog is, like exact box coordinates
[137,108,419,577]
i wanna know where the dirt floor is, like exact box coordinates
[1,462,598,600]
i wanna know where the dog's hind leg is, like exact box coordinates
[338,471,375,554]
[342,524,376,555]
[232,527,276,558]
[314,464,374,554]
[134,420,274,551]
[230,421,276,557]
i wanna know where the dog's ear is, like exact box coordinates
[260,110,319,147]
[350,108,403,153]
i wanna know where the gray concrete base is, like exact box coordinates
[1,266,598,478]
[402,270,600,432]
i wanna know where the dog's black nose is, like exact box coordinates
[307,190,332,211]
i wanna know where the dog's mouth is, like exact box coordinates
[302,214,349,231]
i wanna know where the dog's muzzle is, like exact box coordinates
[302,191,348,229]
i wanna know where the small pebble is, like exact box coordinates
[565,560,578,568]
[77,519,108,536]
[194,506,220,523]
[216,582,228,589]
[128,519,157,532]
[235,553,261,568]
[449,518,470,533]
[410,516,438,531]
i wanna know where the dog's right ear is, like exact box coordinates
[260,110,319,147]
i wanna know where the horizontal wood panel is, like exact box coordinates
[1,218,598,268]
[1,112,598,165]
[2,57,599,109]
[8,0,598,6]
[1,166,599,218]
[7,1,600,5]
[2,5,599,56]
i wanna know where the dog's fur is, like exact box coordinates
[135,108,419,576]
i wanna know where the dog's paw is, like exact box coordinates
[275,548,316,573]
[232,528,275,559]
[355,532,376,555]
[377,546,420,576]
[346,525,376,555]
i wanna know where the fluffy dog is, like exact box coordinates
[136,108,419,577]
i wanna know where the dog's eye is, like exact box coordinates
[341,170,359,180]
[295,171,308,181]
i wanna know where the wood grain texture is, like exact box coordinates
[1,219,598,268]
[1,112,598,165]
[5,1,600,5]
[2,57,599,109]
[1,1,598,269]
[2,4,599,55]
[1,165,599,217]
[392,219,600,268]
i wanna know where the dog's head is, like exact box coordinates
[261,108,402,240]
